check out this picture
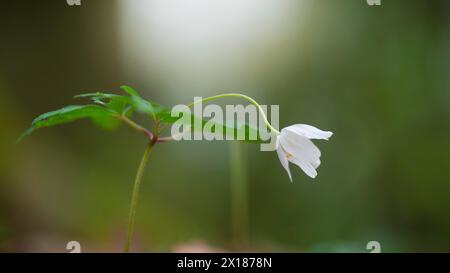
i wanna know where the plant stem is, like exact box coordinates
[230,141,249,247]
[118,114,154,140]
[124,141,155,253]
[187,93,280,134]
[157,93,279,142]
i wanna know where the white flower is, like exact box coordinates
[276,124,333,181]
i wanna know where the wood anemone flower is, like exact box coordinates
[276,124,333,181]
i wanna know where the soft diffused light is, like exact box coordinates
[119,0,298,96]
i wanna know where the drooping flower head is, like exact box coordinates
[276,124,333,181]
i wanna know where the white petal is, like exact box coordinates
[311,158,321,169]
[276,144,292,182]
[279,131,322,179]
[284,124,333,140]
[290,157,318,178]
[280,130,321,160]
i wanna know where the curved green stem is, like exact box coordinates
[187,93,280,134]
[124,142,155,253]
[157,93,279,140]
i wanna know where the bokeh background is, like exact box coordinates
[1,0,450,252]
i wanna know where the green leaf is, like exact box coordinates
[91,114,122,130]
[17,105,116,143]
[75,92,132,114]
[107,96,132,114]
[76,88,164,120]
[74,87,268,143]
[131,96,157,119]
[120,85,140,97]
[120,85,157,120]
[158,108,181,124]
[74,92,117,100]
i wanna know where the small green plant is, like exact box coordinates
[18,85,332,252]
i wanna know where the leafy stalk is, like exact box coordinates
[18,86,275,253]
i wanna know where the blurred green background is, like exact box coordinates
[1,0,450,252]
